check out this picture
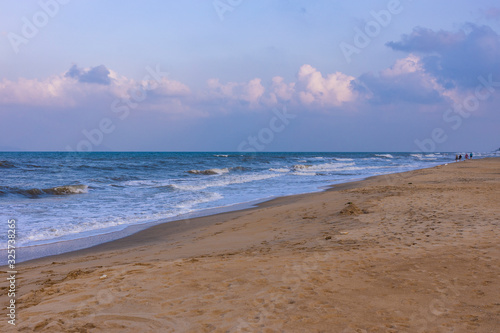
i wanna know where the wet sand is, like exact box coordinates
[1,158,499,332]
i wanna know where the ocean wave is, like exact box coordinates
[109,175,139,182]
[174,192,223,210]
[188,168,230,175]
[333,158,354,161]
[375,154,394,159]
[18,191,224,246]
[44,185,89,195]
[292,162,356,173]
[411,154,437,161]
[20,215,136,245]
[171,173,280,191]
[269,168,290,173]
[0,184,88,198]
[75,164,114,171]
[0,160,15,168]
[213,154,229,157]
[26,164,43,168]
[231,166,250,172]
[122,180,159,186]
[291,171,317,176]
[290,164,393,175]
[292,164,313,170]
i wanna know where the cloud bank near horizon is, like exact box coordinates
[1,24,499,151]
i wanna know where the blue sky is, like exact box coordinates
[1,0,499,152]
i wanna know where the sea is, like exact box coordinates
[1,151,497,263]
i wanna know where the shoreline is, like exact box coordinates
[2,172,374,264]
[1,158,498,332]
[5,163,434,265]
[2,151,485,262]
[0,196,274,265]
[5,174,369,267]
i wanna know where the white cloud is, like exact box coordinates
[0,75,110,107]
[0,66,192,112]
[205,65,356,110]
[206,77,265,108]
[381,54,422,77]
[296,64,356,107]
[147,77,191,97]
[266,76,295,104]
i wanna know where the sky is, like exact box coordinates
[0,0,499,152]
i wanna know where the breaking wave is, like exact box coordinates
[291,171,317,176]
[1,184,88,198]
[269,168,290,173]
[375,154,394,159]
[187,166,250,175]
[170,173,280,191]
[292,164,313,170]
[188,168,230,175]
[44,185,89,195]
[411,154,437,161]
[292,162,356,172]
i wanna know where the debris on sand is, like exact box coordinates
[340,202,364,216]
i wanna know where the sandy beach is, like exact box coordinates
[2,158,499,332]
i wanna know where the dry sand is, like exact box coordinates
[1,158,499,332]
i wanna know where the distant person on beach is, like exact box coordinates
[465,153,469,160]
[470,153,473,159]
[459,154,462,161]
[455,154,458,162]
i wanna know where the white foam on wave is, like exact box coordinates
[20,184,89,196]
[171,173,281,191]
[48,185,88,195]
[269,168,290,173]
[292,164,313,170]
[333,158,354,161]
[19,191,224,245]
[295,165,395,174]
[174,192,223,210]
[214,154,229,157]
[411,154,437,161]
[292,162,356,173]
[291,171,317,176]
[188,168,230,175]
[375,154,394,159]
[122,180,158,186]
